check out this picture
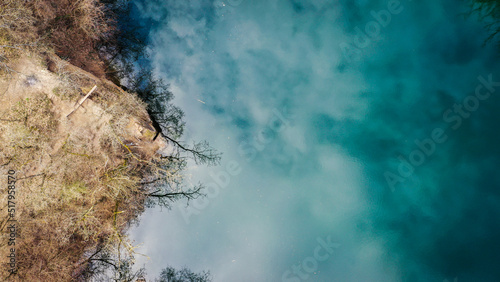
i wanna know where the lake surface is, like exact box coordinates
[129,0,500,281]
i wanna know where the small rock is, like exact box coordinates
[47,58,57,73]
[25,75,38,87]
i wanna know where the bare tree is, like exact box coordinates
[156,267,212,282]
[77,246,146,282]
[468,0,500,47]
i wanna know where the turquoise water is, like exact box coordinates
[129,0,500,281]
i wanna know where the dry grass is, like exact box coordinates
[0,1,192,281]
[0,1,37,73]
[31,0,112,75]
[0,53,171,281]
[0,0,114,77]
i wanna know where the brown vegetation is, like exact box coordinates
[0,1,220,280]
[0,1,183,281]
[0,0,113,77]
[0,51,169,281]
